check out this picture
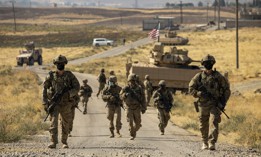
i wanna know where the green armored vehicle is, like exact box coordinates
[16,41,43,66]
[126,42,201,93]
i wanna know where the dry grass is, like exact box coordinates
[0,66,48,142]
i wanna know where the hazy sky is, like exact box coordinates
[0,0,253,7]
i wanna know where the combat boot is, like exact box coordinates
[129,132,136,140]
[209,143,215,150]
[116,130,122,137]
[201,143,208,150]
[109,129,114,138]
[62,143,69,149]
[48,142,56,149]
[160,131,164,135]
[83,109,87,115]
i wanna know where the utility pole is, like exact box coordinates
[207,2,209,23]
[180,1,183,24]
[218,0,220,30]
[214,0,217,21]
[10,0,16,33]
[236,0,239,69]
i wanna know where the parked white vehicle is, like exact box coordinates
[92,38,114,46]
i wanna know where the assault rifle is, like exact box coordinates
[105,88,125,110]
[125,87,142,104]
[197,85,230,119]
[157,90,173,113]
[44,87,69,122]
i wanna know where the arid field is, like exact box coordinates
[0,7,260,150]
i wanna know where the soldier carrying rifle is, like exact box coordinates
[102,76,123,138]
[42,55,80,149]
[189,54,231,150]
[152,80,173,135]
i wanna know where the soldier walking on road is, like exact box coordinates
[144,75,153,106]
[152,80,173,135]
[42,55,80,149]
[79,79,93,114]
[96,68,106,97]
[189,54,231,150]
[102,76,123,138]
[120,73,146,140]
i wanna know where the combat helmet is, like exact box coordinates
[201,54,216,65]
[128,73,136,81]
[83,79,88,83]
[109,70,115,75]
[101,68,105,73]
[108,76,117,83]
[53,55,68,65]
[135,74,140,81]
[145,75,150,80]
[158,80,166,86]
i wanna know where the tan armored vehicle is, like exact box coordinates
[159,30,189,45]
[126,42,201,93]
[16,41,43,66]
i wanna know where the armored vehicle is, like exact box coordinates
[159,30,189,45]
[16,42,43,66]
[126,42,201,93]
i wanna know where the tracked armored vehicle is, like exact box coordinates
[159,30,189,45]
[16,42,43,66]
[126,42,201,93]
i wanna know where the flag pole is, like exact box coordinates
[157,22,160,42]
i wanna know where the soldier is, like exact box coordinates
[96,68,106,97]
[79,79,93,114]
[152,80,173,135]
[144,75,153,106]
[120,73,146,140]
[42,55,80,149]
[189,54,230,150]
[102,76,122,138]
[68,94,80,137]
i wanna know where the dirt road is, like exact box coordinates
[1,39,261,156]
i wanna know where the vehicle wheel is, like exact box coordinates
[28,57,34,66]
[17,61,22,66]
[38,56,42,65]
[107,43,111,46]
[95,43,99,47]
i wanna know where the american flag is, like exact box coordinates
[148,23,160,40]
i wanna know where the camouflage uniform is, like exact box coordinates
[189,54,230,150]
[96,69,106,97]
[120,74,146,140]
[152,80,173,135]
[102,76,122,138]
[79,79,93,114]
[42,55,80,149]
[144,75,153,106]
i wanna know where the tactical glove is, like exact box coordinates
[141,110,146,114]
[110,96,116,101]
[197,91,209,99]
